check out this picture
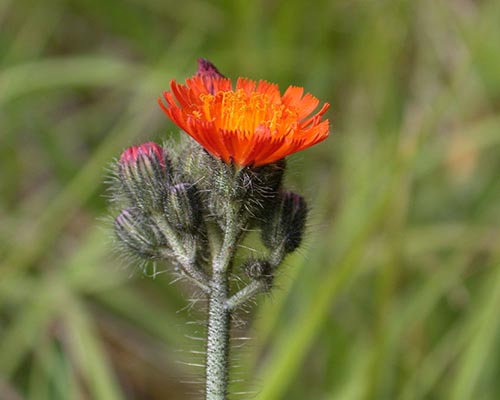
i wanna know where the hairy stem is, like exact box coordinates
[205,203,241,400]
[225,279,267,311]
[205,271,230,400]
[152,214,209,286]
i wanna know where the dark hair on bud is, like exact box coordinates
[243,258,274,289]
[261,191,308,255]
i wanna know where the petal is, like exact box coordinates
[299,102,330,128]
[282,86,304,108]
[256,80,281,104]
[236,77,257,95]
[170,80,195,108]
[296,93,320,120]
[188,119,231,162]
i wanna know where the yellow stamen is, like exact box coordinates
[196,89,298,135]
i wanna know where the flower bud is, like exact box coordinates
[197,58,226,94]
[243,258,274,288]
[163,183,203,234]
[248,158,286,194]
[114,208,166,259]
[173,138,211,184]
[118,142,171,212]
[196,157,244,226]
[261,191,308,254]
[242,159,286,220]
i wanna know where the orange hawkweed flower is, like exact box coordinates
[158,59,330,167]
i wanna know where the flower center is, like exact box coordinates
[193,89,299,136]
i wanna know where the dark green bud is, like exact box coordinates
[261,191,308,254]
[242,159,286,220]
[114,208,167,259]
[173,138,211,183]
[163,183,203,234]
[243,258,274,288]
[184,155,243,227]
[118,142,171,212]
[244,158,286,196]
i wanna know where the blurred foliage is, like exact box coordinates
[1,0,500,399]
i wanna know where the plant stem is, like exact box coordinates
[205,201,241,399]
[225,279,267,311]
[205,271,230,400]
[153,214,209,286]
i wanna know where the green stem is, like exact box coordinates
[225,279,267,311]
[153,214,209,289]
[205,204,241,400]
[225,245,286,310]
[205,271,230,400]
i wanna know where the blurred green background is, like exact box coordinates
[1,0,500,399]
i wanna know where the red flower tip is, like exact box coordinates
[159,60,330,167]
[120,142,166,169]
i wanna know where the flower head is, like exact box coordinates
[158,59,330,167]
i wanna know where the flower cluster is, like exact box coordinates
[113,142,206,274]
[112,139,306,288]
[111,59,328,294]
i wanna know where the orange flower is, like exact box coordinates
[158,59,330,167]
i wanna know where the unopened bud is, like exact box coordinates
[197,58,226,94]
[261,191,308,254]
[118,142,171,212]
[174,138,210,183]
[243,258,274,288]
[114,208,167,258]
[164,183,203,234]
[243,159,286,220]
[249,158,286,194]
[200,158,242,225]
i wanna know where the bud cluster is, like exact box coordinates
[111,141,204,274]
[110,137,308,297]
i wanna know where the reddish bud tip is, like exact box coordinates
[120,142,166,170]
[197,58,225,95]
[197,58,225,79]
[117,142,171,211]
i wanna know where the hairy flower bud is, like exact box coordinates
[250,158,287,194]
[174,138,210,183]
[261,191,308,254]
[195,157,243,226]
[118,142,171,212]
[243,159,287,220]
[164,183,203,234]
[114,208,167,258]
[243,258,274,287]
